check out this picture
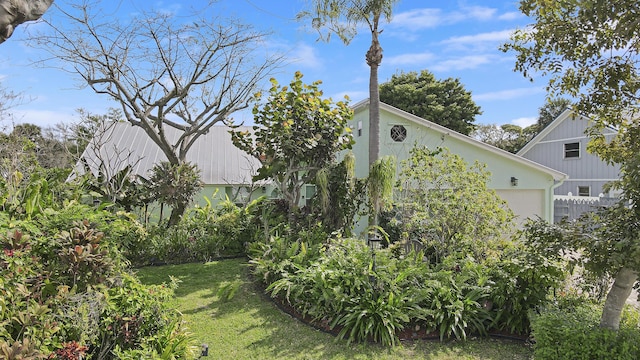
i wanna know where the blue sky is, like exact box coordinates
[1,0,547,130]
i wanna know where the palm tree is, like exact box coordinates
[301,0,400,165]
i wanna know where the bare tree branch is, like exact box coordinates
[33,0,283,166]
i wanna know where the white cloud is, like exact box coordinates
[511,116,538,127]
[431,55,496,72]
[474,87,545,101]
[498,12,523,21]
[442,30,515,45]
[386,52,434,66]
[390,9,443,30]
[332,90,368,102]
[154,2,182,16]
[462,6,496,21]
[289,42,323,69]
[391,5,498,32]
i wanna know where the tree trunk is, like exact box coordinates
[366,31,383,166]
[168,202,186,227]
[600,267,637,330]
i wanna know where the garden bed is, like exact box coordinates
[269,292,530,343]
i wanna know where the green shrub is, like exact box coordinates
[426,259,492,340]
[35,201,145,267]
[531,302,640,359]
[96,273,190,356]
[487,240,565,334]
[0,230,61,355]
[250,233,323,286]
[268,239,415,346]
[141,197,256,265]
[0,210,196,358]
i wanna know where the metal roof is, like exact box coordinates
[76,122,259,185]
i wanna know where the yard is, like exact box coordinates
[136,258,534,360]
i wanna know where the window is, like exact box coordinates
[578,186,590,197]
[357,121,362,137]
[304,185,316,207]
[390,125,407,142]
[564,142,580,158]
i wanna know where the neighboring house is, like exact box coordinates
[348,100,567,228]
[518,109,620,197]
[74,122,267,207]
[517,109,622,221]
[77,102,568,230]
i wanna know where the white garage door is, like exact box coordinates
[495,189,544,226]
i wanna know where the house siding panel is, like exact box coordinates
[347,101,565,227]
[520,112,620,196]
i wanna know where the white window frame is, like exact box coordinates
[564,142,580,159]
[577,186,590,197]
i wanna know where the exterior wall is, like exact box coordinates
[495,189,544,225]
[519,113,620,197]
[347,106,559,224]
[138,184,267,224]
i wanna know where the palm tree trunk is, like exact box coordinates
[600,267,637,330]
[366,31,383,166]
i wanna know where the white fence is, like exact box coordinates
[553,195,620,223]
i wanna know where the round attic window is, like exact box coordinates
[390,125,407,142]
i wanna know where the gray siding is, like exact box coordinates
[520,112,620,196]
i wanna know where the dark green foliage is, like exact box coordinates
[266,239,415,346]
[0,204,196,358]
[79,164,151,212]
[148,161,203,226]
[537,98,572,130]
[472,123,539,153]
[252,230,560,346]
[482,221,567,334]
[139,197,256,265]
[379,70,481,135]
[531,302,640,359]
[55,220,115,291]
[311,154,366,237]
[392,147,515,263]
[427,260,492,340]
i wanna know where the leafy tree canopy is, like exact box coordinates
[379,70,481,136]
[472,123,535,153]
[537,97,572,130]
[392,146,514,262]
[231,71,354,210]
[503,0,640,331]
[473,98,572,153]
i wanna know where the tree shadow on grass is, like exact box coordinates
[136,259,389,359]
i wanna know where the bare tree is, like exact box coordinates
[0,0,54,44]
[34,1,282,167]
[0,83,21,129]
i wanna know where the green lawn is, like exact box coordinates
[136,258,533,360]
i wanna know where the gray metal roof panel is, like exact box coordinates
[78,122,259,185]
